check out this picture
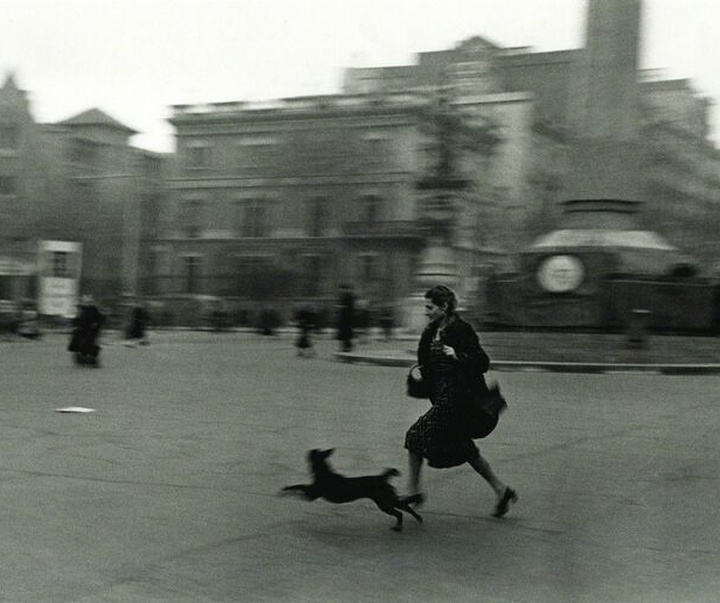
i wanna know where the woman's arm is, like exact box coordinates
[450,321,490,374]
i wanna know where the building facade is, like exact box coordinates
[159,93,498,321]
[343,25,720,264]
[2,0,719,323]
[0,74,51,300]
[344,37,573,251]
[640,76,720,264]
[0,73,168,308]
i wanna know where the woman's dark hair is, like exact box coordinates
[424,285,458,313]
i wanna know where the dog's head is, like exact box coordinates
[307,448,334,472]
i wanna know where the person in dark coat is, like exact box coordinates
[336,283,355,352]
[68,294,106,366]
[404,285,517,518]
[294,306,317,357]
[125,300,150,347]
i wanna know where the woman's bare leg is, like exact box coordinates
[468,451,518,516]
[468,451,505,496]
[408,451,424,495]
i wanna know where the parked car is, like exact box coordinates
[0,300,18,338]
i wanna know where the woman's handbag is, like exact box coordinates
[466,382,507,439]
[406,364,430,399]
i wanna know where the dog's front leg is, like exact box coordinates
[281,484,319,501]
[374,500,404,532]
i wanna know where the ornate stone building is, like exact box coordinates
[159,93,498,318]
[344,37,572,248]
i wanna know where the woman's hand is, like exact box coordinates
[442,345,458,359]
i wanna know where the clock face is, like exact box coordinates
[537,255,585,292]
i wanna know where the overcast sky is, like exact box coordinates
[2,0,718,152]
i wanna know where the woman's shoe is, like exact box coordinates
[492,487,518,518]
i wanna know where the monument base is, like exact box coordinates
[402,292,429,335]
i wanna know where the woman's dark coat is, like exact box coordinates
[68,304,105,356]
[417,313,490,402]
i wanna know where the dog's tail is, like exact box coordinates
[381,468,400,480]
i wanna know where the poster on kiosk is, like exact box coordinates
[37,241,83,318]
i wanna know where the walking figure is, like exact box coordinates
[68,294,105,367]
[294,306,317,357]
[125,299,150,347]
[336,284,355,352]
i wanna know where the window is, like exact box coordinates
[242,200,268,237]
[358,254,380,284]
[142,156,162,178]
[363,132,390,155]
[185,142,212,171]
[361,132,392,168]
[42,251,79,278]
[0,125,19,151]
[236,137,278,173]
[360,194,383,226]
[52,252,70,278]
[69,138,101,169]
[303,255,323,296]
[151,247,169,276]
[234,254,274,298]
[140,193,161,237]
[182,255,202,294]
[180,198,205,237]
[308,197,330,237]
[0,175,17,195]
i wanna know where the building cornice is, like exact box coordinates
[166,172,413,189]
[169,94,429,126]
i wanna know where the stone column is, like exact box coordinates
[403,238,460,334]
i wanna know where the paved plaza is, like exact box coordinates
[1,331,719,602]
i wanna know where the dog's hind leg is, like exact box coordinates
[397,501,423,524]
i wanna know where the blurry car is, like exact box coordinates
[17,307,41,339]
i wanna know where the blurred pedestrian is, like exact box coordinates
[294,305,317,357]
[68,294,105,367]
[257,308,278,337]
[125,299,150,347]
[210,299,228,333]
[355,297,372,344]
[379,302,395,341]
[336,283,355,352]
[403,285,517,518]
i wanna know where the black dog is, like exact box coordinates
[282,448,423,532]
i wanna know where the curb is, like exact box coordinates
[334,353,720,375]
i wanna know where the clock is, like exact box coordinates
[537,255,585,292]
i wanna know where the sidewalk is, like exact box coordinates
[28,326,720,373]
[336,330,720,373]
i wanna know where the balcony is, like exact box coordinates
[341,220,423,239]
